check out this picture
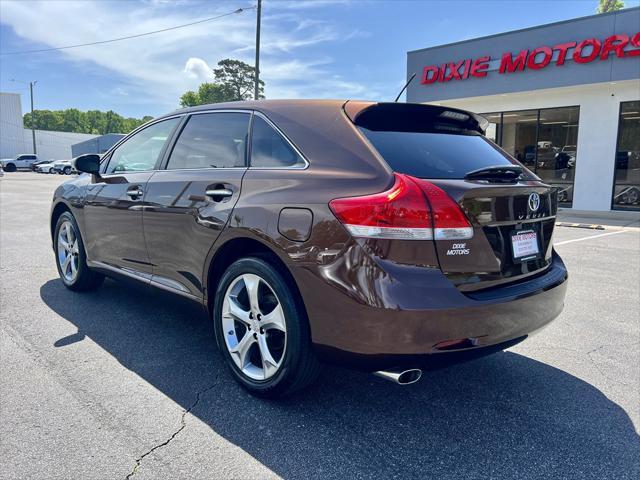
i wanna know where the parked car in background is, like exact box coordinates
[614,185,640,206]
[521,145,536,167]
[615,151,630,171]
[52,160,75,175]
[36,162,56,174]
[0,154,39,172]
[561,145,577,169]
[557,185,574,203]
[50,100,568,398]
[31,160,53,172]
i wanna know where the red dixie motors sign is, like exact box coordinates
[421,32,640,85]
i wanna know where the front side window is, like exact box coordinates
[166,112,250,169]
[613,101,640,210]
[106,118,179,173]
[250,116,305,168]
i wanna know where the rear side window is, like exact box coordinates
[250,116,305,168]
[360,128,520,179]
[167,113,250,169]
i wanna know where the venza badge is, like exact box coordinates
[528,192,541,212]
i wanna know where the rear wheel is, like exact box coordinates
[48,167,54,174]
[54,212,104,291]
[213,257,320,398]
[63,166,72,175]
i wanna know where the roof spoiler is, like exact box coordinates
[343,101,489,135]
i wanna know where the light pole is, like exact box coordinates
[29,81,38,154]
[254,0,261,100]
[10,78,38,154]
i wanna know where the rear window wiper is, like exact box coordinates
[464,165,523,182]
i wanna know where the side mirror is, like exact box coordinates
[73,154,101,175]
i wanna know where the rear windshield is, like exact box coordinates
[360,128,520,179]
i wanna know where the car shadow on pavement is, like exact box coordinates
[40,278,639,480]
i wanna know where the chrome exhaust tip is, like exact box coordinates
[373,368,422,385]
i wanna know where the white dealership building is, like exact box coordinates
[407,8,640,212]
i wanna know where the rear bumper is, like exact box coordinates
[295,249,567,371]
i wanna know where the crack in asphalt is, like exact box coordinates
[534,342,640,387]
[585,343,640,388]
[124,383,217,479]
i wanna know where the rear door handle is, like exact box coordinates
[205,188,233,200]
[126,187,144,198]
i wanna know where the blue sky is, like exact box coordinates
[1,0,638,119]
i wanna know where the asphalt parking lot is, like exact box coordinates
[1,172,639,480]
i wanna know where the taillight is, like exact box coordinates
[328,174,433,239]
[411,178,474,240]
[329,173,473,241]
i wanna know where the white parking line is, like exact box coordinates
[554,229,627,246]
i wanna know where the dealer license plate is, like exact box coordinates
[511,229,540,262]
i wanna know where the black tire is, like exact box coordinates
[48,167,54,174]
[4,163,16,172]
[54,212,104,291]
[213,257,320,398]
[63,166,72,175]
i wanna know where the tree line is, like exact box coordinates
[23,109,153,135]
[21,59,261,135]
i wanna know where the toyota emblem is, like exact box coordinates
[528,192,541,212]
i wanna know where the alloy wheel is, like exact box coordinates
[221,273,287,381]
[57,221,79,282]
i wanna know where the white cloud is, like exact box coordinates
[183,57,215,82]
[0,0,379,111]
[111,87,129,96]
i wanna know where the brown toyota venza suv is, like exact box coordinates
[51,100,567,397]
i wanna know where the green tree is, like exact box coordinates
[61,108,87,133]
[597,0,625,12]
[179,58,265,107]
[85,110,106,134]
[24,110,63,131]
[103,110,124,134]
[180,82,232,107]
[213,58,264,101]
[179,91,200,107]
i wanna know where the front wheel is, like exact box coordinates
[63,166,72,175]
[213,257,320,398]
[54,212,104,291]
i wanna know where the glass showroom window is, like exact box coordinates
[481,107,579,207]
[483,112,502,144]
[536,106,580,206]
[612,101,640,210]
[499,110,539,169]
